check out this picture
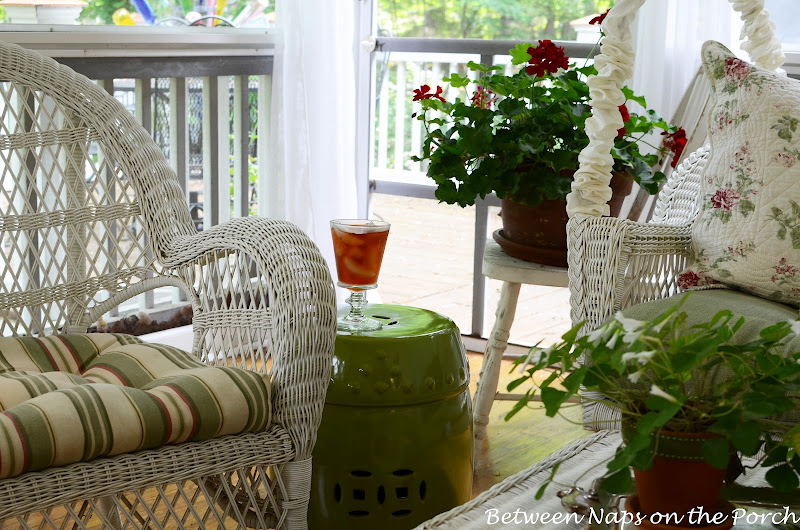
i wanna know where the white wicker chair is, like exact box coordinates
[566,0,784,425]
[0,39,336,528]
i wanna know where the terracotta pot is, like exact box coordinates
[495,172,634,266]
[632,430,729,528]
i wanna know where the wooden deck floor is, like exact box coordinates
[374,193,573,348]
[466,353,587,497]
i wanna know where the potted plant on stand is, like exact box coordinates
[412,34,687,266]
[506,301,800,528]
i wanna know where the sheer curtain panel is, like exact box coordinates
[270,0,360,285]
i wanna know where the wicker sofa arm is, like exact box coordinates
[161,216,337,459]
[568,216,692,331]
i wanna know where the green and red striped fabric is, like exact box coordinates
[0,334,270,479]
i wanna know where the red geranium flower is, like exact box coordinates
[526,40,569,78]
[662,127,688,168]
[471,85,497,109]
[413,84,446,103]
[589,9,610,25]
[617,104,630,138]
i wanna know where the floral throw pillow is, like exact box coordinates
[678,41,800,306]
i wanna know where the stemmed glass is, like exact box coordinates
[330,219,390,332]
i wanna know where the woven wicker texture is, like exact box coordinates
[0,38,336,528]
[565,0,783,428]
[566,0,784,332]
[415,430,774,529]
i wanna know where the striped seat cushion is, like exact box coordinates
[0,334,271,479]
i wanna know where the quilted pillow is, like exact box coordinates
[678,41,800,306]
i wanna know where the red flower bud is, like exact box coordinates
[662,127,688,168]
[589,9,610,26]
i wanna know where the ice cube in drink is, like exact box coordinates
[330,220,389,288]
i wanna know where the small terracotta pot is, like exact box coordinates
[495,172,634,266]
[632,430,728,527]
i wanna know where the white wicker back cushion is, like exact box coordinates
[677,41,800,306]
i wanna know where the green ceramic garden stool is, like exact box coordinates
[309,304,473,529]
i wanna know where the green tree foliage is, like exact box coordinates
[378,0,613,40]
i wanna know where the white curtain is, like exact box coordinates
[270,0,359,287]
[630,0,740,121]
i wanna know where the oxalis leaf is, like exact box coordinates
[765,464,800,493]
[535,462,561,500]
[540,386,568,417]
[730,421,763,456]
[702,437,730,470]
[599,468,633,494]
[788,426,800,453]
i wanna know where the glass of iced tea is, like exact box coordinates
[330,219,390,332]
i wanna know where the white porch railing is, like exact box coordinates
[0,28,598,337]
[0,26,274,326]
[369,38,596,337]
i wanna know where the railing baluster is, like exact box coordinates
[96,80,120,319]
[256,74,271,217]
[392,62,404,171]
[376,62,389,171]
[135,78,155,310]
[202,76,231,229]
[169,77,189,303]
[410,64,422,173]
[233,75,250,218]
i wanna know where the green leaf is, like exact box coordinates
[621,86,646,108]
[731,421,763,456]
[444,72,471,88]
[599,468,633,494]
[506,376,529,392]
[465,61,488,73]
[765,464,800,493]
[702,437,730,469]
[560,365,587,395]
[540,387,568,417]
[510,43,532,65]
[534,463,560,500]
[503,392,530,421]
[792,226,800,249]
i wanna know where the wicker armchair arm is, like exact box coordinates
[568,216,692,330]
[162,216,336,459]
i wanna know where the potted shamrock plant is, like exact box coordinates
[412,25,687,266]
[506,301,800,525]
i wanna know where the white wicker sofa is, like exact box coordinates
[0,39,335,529]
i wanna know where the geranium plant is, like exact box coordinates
[412,29,687,207]
[506,300,800,496]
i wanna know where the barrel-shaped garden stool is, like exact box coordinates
[309,304,473,529]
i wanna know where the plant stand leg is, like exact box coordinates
[473,281,521,451]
